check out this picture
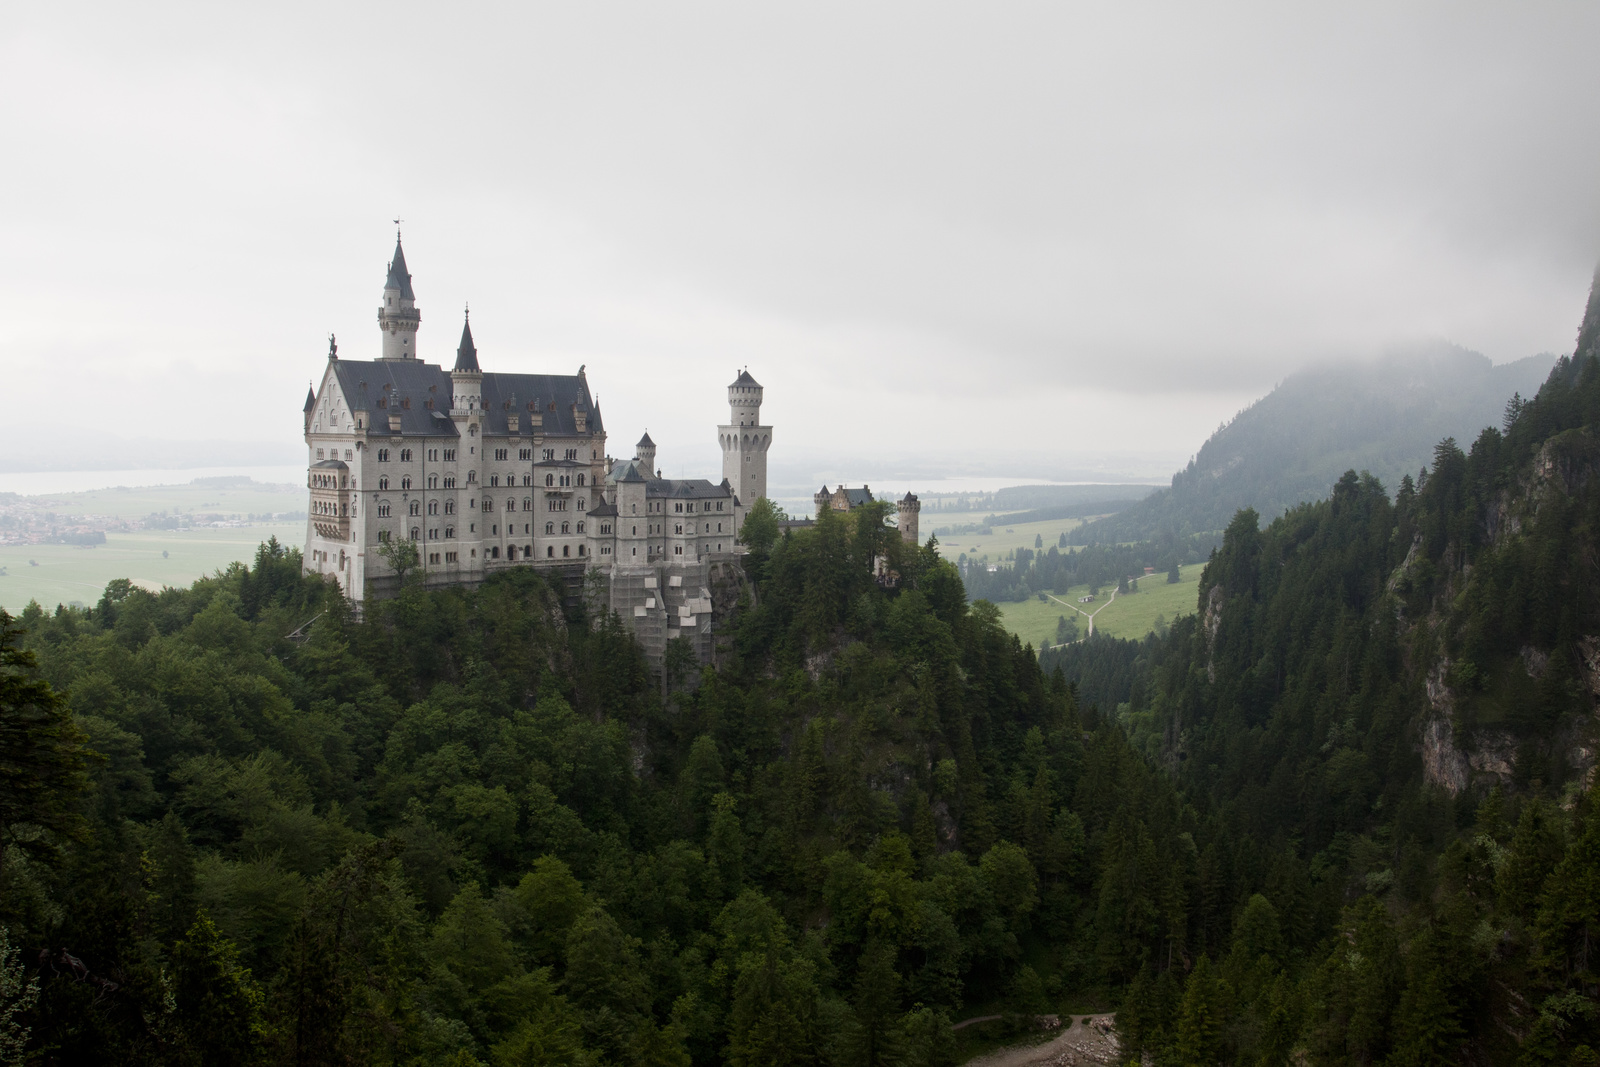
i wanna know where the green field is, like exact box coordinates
[997,562,1206,650]
[932,515,1100,562]
[0,525,302,612]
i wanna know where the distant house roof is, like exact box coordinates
[842,487,874,508]
[328,358,601,438]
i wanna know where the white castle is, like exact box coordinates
[302,234,776,656]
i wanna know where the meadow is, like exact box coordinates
[0,525,303,612]
[998,561,1205,649]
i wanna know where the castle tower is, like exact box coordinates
[636,431,657,476]
[377,232,421,360]
[450,309,482,411]
[897,492,921,545]
[719,369,771,504]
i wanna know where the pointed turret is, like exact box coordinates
[635,431,657,473]
[303,384,316,412]
[377,230,422,359]
[385,235,416,300]
[454,311,479,371]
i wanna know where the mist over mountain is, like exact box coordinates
[1071,344,1557,544]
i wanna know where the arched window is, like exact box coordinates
[545,522,554,535]
[428,501,438,515]
[410,527,420,540]
[409,501,420,516]
[545,473,554,486]
[561,522,570,534]
[576,521,585,534]
[445,526,455,538]
[562,545,570,557]
[506,498,515,512]
[522,498,531,511]
[427,474,438,489]
[378,476,389,490]
[546,546,554,557]
[577,473,586,486]
[401,476,412,490]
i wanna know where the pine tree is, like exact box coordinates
[0,612,87,878]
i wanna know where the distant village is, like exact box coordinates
[0,494,305,547]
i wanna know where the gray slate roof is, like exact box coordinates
[385,237,416,299]
[329,358,602,439]
[454,317,479,372]
[732,369,760,387]
[645,477,733,501]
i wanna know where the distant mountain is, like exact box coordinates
[1070,344,1557,543]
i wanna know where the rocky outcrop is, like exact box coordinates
[1201,584,1225,683]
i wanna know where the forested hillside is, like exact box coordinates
[1071,342,1558,545]
[0,498,1211,1066]
[1035,271,1600,1064]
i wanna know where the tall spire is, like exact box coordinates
[377,229,421,359]
[454,306,479,372]
[384,233,415,300]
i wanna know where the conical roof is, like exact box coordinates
[732,369,761,387]
[637,431,655,447]
[385,235,416,300]
[454,313,479,372]
[303,384,316,411]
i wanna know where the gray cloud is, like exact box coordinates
[2,2,1596,481]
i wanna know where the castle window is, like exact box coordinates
[379,476,389,490]
[378,448,390,462]
[578,544,584,556]
[565,448,577,460]
[522,474,531,486]
[519,448,532,461]
[483,498,493,512]
[491,546,500,559]
[401,476,412,490]
[675,524,683,534]
[545,522,554,535]
[428,449,438,461]
[561,522,570,534]
[675,545,682,555]
[545,474,554,487]
[543,449,554,461]
[445,526,455,538]
[428,475,438,489]
[409,501,420,516]
[577,498,586,511]
[576,521,585,534]
[577,474,586,486]
[317,449,325,459]
[494,448,508,461]
[377,503,391,517]
[443,448,456,462]
[345,449,353,461]
[522,497,531,511]
[490,474,499,487]
[411,527,420,540]
[378,529,390,541]
[443,475,455,489]
[563,545,570,557]
[429,553,439,564]
[400,448,413,462]
[444,500,455,515]
[675,503,682,513]
[446,551,458,562]
[467,471,476,483]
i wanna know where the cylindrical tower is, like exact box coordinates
[897,492,921,545]
[719,368,771,505]
[377,233,421,360]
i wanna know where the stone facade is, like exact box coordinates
[303,236,755,644]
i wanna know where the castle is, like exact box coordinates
[303,234,913,655]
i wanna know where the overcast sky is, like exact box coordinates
[3,3,1598,486]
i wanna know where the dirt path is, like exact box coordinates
[962,1013,1119,1067]
[1044,587,1119,637]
